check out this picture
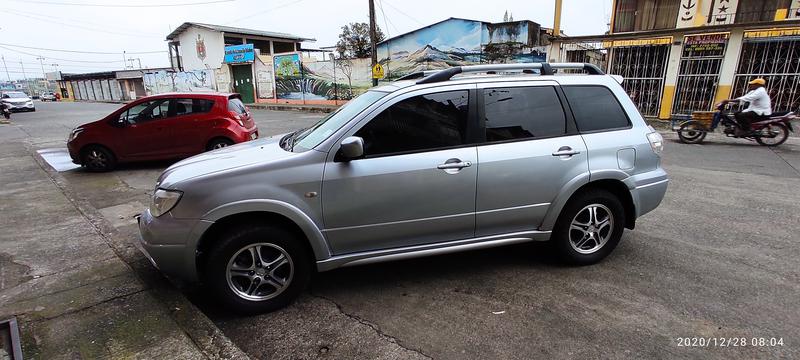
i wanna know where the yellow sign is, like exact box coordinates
[602,37,673,48]
[372,64,385,79]
[744,27,800,38]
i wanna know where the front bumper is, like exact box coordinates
[136,208,213,283]
[4,102,34,111]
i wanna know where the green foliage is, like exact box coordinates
[336,22,385,59]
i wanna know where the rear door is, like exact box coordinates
[168,97,217,154]
[475,81,589,236]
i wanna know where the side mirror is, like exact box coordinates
[339,136,364,160]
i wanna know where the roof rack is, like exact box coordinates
[415,62,605,84]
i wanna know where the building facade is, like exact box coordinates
[557,0,800,119]
[166,22,313,104]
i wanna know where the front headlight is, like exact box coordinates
[150,189,182,217]
[68,128,83,142]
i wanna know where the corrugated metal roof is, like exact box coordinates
[166,22,315,42]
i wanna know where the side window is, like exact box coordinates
[172,98,215,116]
[563,86,631,132]
[484,86,566,142]
[125,100,169,124]
[355,91,469,157]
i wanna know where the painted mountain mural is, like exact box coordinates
[377,17,548,80]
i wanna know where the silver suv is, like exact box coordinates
[137,63,668,313]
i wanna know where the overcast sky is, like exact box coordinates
[0,0,612,80]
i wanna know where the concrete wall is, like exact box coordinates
[176,26,225,71]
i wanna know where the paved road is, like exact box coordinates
[5,101,799,359]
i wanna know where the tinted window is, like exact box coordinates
[563,86,630,132]
[355,91,469,157]
[228,98,246,114]
[123,100,168,124]
[173,98,214,116]
[484,86,566,141]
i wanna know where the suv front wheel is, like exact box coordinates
[552,189,625,265]
[205,224,310,314]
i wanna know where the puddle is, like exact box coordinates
[36,148,81,172]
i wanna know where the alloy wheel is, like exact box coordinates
[568,204,614,254]
[87,150,107,169]
[226,243,294,301]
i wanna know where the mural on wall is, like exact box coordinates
[143,69,216,95]
[376,18,546,80]
[303,58,372,100]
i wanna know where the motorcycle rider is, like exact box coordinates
[720,78,772,136]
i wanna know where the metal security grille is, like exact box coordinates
[609,45,670,117]
[733,37,800,112]
[672,34,728,115]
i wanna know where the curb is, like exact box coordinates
[247,103,338,113]
[29,148,250,360]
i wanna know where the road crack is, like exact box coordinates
[308,291,432,359]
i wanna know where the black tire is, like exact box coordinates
[80,145,117,172]
[552,189,626,265]
[677,121,707,144]
[755,123,789,147]
[205,224,310,314]
[206,137,234,151]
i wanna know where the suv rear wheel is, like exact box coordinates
[205,224,310,314]
[552,189,625,265]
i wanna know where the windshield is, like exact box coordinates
[4,92,28,99]
[292,91,387,151]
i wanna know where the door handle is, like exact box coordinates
[437,161,472,170]
[552,146,580,157]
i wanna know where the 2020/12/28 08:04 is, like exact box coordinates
[676,337,784,347]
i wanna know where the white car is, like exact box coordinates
[40,92,57,102]
[1,91,35,112]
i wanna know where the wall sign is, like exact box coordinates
[683,33,729,57]
[744,27,800,38]
[602,37,672,48]
[224,44,255,63]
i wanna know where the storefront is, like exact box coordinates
[603,37,672,117]
[672,33,730,115]
[733,27,800,112]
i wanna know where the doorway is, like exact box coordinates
[232,65,255,104]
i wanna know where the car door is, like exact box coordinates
[475,82,589,237]
[120,99,174,159]
[321,88,479,255]
[168,98,215,154]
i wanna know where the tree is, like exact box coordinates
[335,22,385,59]
[503,11,508,22]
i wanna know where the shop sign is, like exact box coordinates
[683,33,729,56]
[224,44,255,63]
[602,37,672,48]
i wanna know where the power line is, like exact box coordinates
[9,0,236,8]
[223,0,307,25]
[3,7,162,38]
[0,42,164,55]
[0,45,125,64]
[381,0,425,26]
[376,0,399,36]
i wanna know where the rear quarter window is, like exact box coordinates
[228,98,246,114]
[563,86,631,132]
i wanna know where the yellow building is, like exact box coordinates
[557,0,800,119]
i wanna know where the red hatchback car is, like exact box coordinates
[68,93,258,171]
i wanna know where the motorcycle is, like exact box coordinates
[1,104,10,120]
[677,102,796,147]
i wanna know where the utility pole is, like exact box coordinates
[36,56,49,91]
[123,51,128,69]
[549,0,564,63]
[368,0,378,86]
[1,55,10,81]
[20,61,32,95]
